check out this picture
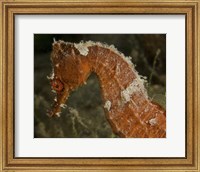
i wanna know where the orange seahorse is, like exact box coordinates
[47,40,166,138]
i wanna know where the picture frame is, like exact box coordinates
[0,0,199,171]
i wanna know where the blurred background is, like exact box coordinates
[34,34,166,138]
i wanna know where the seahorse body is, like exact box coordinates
[47,40,166,138]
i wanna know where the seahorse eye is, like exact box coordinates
[51,79,64,92]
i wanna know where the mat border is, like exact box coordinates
[0,0,199,171]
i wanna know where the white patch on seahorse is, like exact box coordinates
[126,56,134,67]
[104,100,112,111]
[55,63,59,68]
[55,112,61,117]
[74,43,89,56]
[47,72,54,80]
[60,104,67,108]
[149,118,157,126]
[121,79,147,103]
[52,90,56,93]
[121,90,131,103]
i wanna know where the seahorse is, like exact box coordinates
[47,40,166,138]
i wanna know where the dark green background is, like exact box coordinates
[34,34,166,138]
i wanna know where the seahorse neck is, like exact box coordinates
[87,45,148,111]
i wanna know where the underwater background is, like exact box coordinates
[34,34,166,138]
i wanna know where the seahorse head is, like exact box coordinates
[47,40,90,117]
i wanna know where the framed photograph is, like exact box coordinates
[0,0,199,171]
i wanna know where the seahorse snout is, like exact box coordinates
[47,82,70,117]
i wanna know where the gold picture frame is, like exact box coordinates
[0,0,200,171]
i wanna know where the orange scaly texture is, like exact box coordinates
[47,40,166,138]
